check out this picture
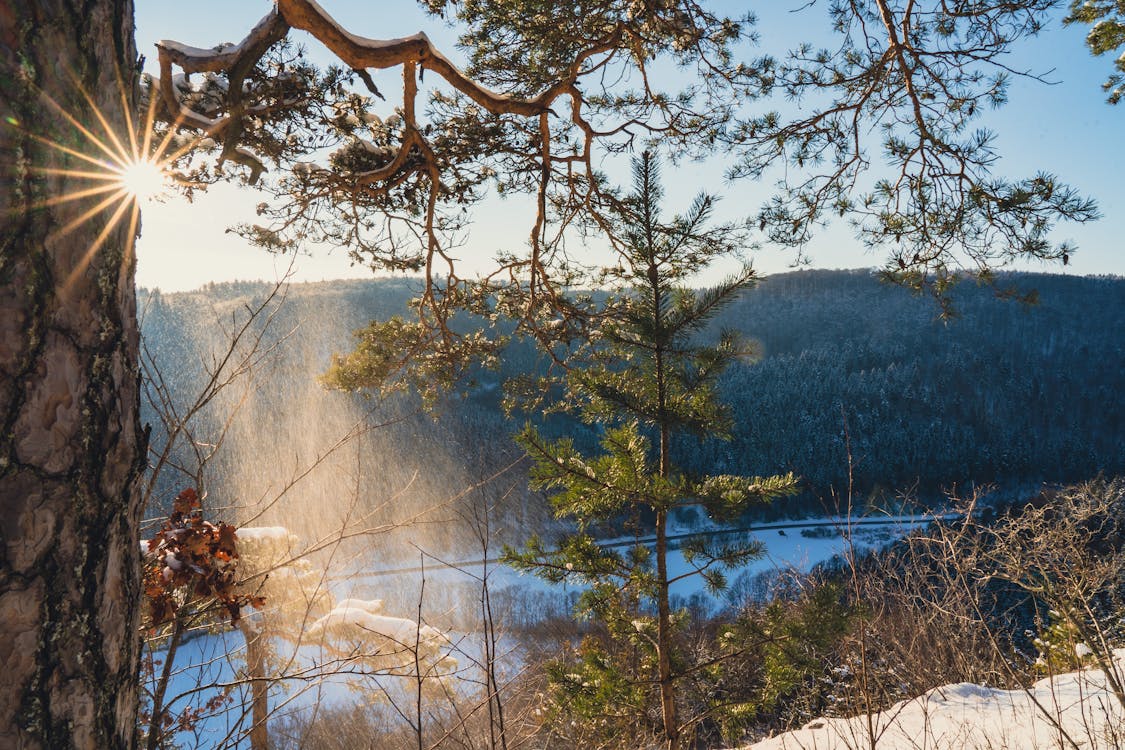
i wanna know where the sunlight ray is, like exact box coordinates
[72,72,132,167]
[117,66,142,160]
[4,56,194,303]
[37,89,128,169]
[44,178,128,205]
[62,195,134,295]
[152,118,190,166]
[138,75,163,162]
[24,130,126,172]
[48,188,130,244]
[157,107,218,165]
[22,181,127,213]
[28,165,126,182]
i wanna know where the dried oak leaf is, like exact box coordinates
[215,523,239,561]
[173,487,200,516]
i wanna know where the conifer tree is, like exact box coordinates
[505,152,797,749]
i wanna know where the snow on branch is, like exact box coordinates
[157,10,286,74]
[155,8,288,179]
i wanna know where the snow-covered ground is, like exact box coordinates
[143,516,927,748]
[743,650,1125,750]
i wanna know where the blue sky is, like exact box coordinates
[132,1,1122,291]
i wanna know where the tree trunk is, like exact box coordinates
[654,508,678,749]
[239,620,270,750]
[0,3,144,749]
[650,251,678,749]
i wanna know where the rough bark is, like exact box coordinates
[0,2,144,749]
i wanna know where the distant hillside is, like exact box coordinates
[138,270,1125,527]
[700,270,1125,512]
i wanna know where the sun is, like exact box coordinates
[115,157,169,202]
[1,67,209,292]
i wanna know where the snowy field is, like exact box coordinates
[743,650,1125,750]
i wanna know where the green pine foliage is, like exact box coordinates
[539,637,651,746]
[504,153,797,748]
[709,582,853,743]
[1066,0,1125,103]
[320,314,503,407]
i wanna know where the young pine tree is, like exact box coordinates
[506,152,797,749]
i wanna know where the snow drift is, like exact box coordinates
[746,649,1125,750]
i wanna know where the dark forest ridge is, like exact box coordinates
[140,268,1125,519]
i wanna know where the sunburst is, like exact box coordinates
[3,66,208,292]
[115,158,169,203]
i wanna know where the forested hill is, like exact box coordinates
[139,269,1124,521]
[701,270,1124,513]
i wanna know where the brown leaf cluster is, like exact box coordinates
[142,488,266,627]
